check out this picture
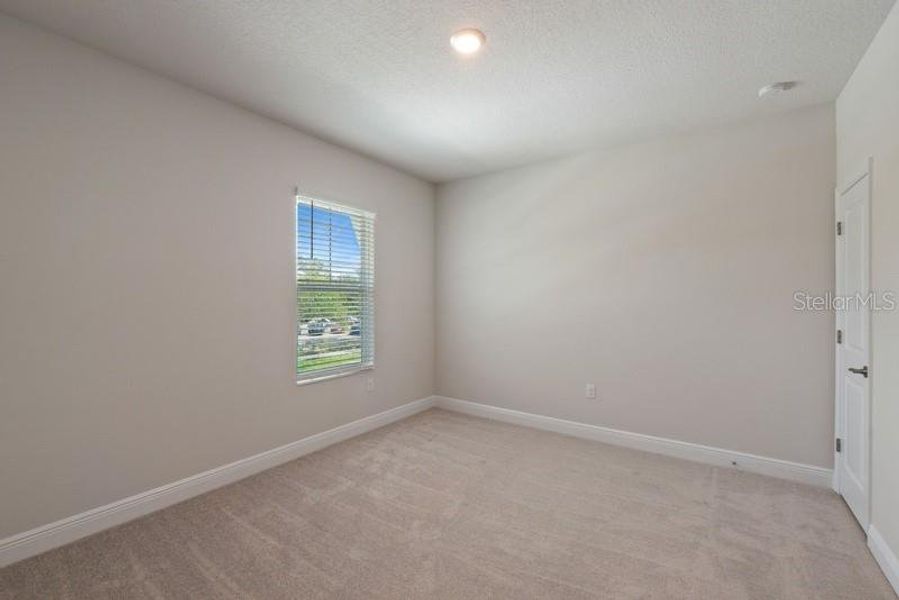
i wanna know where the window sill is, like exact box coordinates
[296,365,373,386]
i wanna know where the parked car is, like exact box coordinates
[348,317,361,336]
[306,319,327,336]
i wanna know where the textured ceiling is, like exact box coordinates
[0,1,894,182]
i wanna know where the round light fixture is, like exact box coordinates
[450,29,486,55]
[758,81,798,98]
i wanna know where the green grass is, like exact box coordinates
[298,349,362,373]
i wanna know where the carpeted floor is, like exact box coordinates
[1,408,895,599]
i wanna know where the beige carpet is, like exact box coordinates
[1,408,894,599]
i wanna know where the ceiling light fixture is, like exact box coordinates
[450,29,485,55]
[758,81,798,98]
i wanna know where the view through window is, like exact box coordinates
[296,195,374,381]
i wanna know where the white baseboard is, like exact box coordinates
[868,525,899,598]
[435,396,832,488]
[0,395,838,570]
[0,396,436,568]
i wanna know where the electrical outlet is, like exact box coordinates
[366,377,375,392]
[585,383,596,399]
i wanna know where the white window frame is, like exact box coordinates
[295,191,375,384]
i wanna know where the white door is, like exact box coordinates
[835,164,871,529]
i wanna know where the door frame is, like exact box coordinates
[832,156,872,530]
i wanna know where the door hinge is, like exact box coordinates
[837,221,843,236]
[837,329,843,344]
[836,438,842,453]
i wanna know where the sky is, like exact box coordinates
[296,202,362,274]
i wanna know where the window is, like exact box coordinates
[296,194,374,382]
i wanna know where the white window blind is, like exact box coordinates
[296,194,374,381]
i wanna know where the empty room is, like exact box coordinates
[2,1,899,598]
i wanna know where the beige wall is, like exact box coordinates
[0,14,434,539]
[436,105,836,468]
[837,0,899,569]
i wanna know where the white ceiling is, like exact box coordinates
[0,1,894,182]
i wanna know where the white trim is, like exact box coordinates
[435,397,832,487]
[868,525,899,597]
[0,396,436,568]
